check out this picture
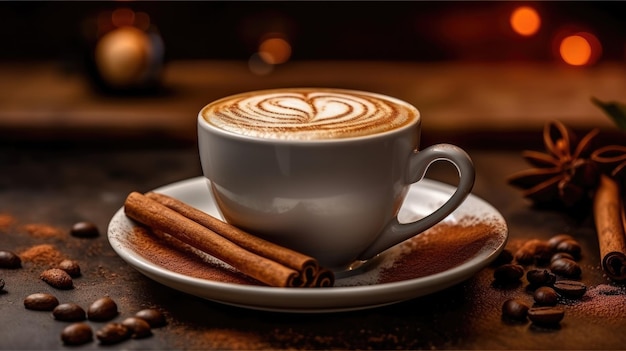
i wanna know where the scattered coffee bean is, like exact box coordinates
[527,306,565,326]
[550,258,582,278]
[53,303,87,322]
[96,323,131,345]
[553,280,587,299]
[0,278,5,291]
[550,252,575,263]
[70,221,100,238]
[514,239,550,265]
[57,259,81,278]
[547,234,574,251]
[501,298,529,320]
[496,235,588,331]
[88,297,118,321]
[61,322,93,346]
[555,239,582,260]
[494,264,524,283]
[526,269,556,287]
[534,245,554,266]
[40,268,73,290]
[135,308,166,328]
[24,292,59,311]
[0,250,21,268]
[122,317,152,339]
[533,286,559,306]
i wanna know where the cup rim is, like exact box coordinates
[197,87,421,145]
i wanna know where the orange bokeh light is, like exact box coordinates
[510,6,541,37]
[111,8,135,28]
[558,32,601,66]
[258,36,292,65]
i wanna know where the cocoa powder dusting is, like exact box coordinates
[21,223,65,239]
[127,226,258,285]
[379,219,505,284]
[19,244,66,268]
[170,328,272,350]
[0,213,16,230]
[123,216,505,288]
[566,284,626,322]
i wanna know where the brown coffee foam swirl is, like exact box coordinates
[202,90,417,140]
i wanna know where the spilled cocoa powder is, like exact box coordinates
[125,216,506,287]
[19,244,67,268]
[0,213,16,230]
[20,223,65,239]
[169,328,272,350]
[128,225,258,285]
[379,218,506,284]
[565,284,626,322]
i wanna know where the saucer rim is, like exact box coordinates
[107,176,508,312]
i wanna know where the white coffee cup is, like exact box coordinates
[197,88,475,270]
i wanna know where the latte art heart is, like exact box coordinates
[202,89,418,140]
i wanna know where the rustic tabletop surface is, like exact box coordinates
[1,137,625,350]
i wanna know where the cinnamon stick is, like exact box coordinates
[145,192,319,285]
[312,268,335,287]
[593,175,626,281]
[124,192,300,287]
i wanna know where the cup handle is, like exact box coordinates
[357,143,475,260]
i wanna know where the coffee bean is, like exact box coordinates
[40,268,73,290]
[528,306,565,326]
[547,234,574,251]
[135,308,166,328]
[53,303,87,322]
[555,239,582,260]
[550,252,575,263]
[550,258,582,278]
[534,244,554,266]
[24,293,59,311]
[501,298,529,320]
[494,264,524,283]
[96,323,131,345]
[533,286,559,306]
[526,269,556,287]
[61,322,93,346]
[0,278,5,291]
[514,239,550,265]
[70,221,100,238]
[553,280,587,299]
[0,250,21,268]
[88,297,118,321]
[122,317,152,338]
[57,259,81,278]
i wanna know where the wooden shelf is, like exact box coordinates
[0,60,623,144]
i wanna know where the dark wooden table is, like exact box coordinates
[1,136,625,350]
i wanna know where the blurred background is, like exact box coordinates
[1,1,625,146]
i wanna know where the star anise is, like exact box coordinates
[591,144,626,190]
[508,120,601,209]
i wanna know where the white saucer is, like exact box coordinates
[108,177,508,313]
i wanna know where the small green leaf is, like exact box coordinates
[591,96,626,130]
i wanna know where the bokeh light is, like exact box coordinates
[557,32,601,66]
[95,26,151,87]
[510,6,541,37]
[134,12,152,31]
[248,53,274,75]
[111,8,135,28]
[258,34,292,65]
[95,8,152,38]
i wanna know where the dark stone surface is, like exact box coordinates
[1,141,625,349]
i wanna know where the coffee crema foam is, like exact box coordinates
[201,89,418,140]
